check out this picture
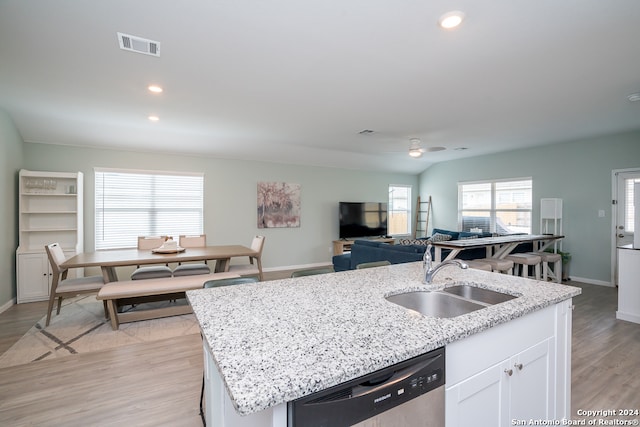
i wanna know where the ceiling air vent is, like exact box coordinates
[117,32,160,57]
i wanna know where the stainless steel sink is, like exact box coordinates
[385,285,517,318]
[386,291,486,318]
[442,285,516,305]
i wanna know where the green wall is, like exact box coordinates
[23,143,418,272]
[419,130,640,284]
[0,110,24,308]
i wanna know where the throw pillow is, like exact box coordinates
[429,233,452,243]
[431,228,460,240]
[398,238,430,246]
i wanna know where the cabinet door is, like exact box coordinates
[446,363,509,427]
[509,338,554,422]
[17,253,51,303]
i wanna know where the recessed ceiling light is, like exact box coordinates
[438,11,465,29]
[148,85,163,93]
[148,115,160,122]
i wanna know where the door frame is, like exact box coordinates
[611,167,640,286]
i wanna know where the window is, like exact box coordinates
[95,168,204,250]
[388,185,412,236]
[458,178,532,234]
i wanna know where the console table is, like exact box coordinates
[332,238,395,256]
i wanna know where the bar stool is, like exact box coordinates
[475,258,514,275]
[464,260,493,272]
[505,253,542,280]
[528,252,562,283]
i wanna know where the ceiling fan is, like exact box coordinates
[408,138,445,158]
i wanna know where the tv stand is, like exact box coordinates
[333,238,395,256]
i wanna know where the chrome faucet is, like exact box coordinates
[424,243,469,283]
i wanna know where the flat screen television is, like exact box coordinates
[339,202,388,239]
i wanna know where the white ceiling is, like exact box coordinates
[1,0,639,174]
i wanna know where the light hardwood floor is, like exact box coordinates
[0,278,638,426]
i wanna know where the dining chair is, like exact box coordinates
[173,234,211,277]
[228,235,265,281]
[356,260,391,269]
[130,236,173,280]
[44,243,106,326]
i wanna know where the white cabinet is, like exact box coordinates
[446,301,571,427]
[446,339,553,426]
[17,253,52,303]
[617,247,640,324]
[16,170,84,303]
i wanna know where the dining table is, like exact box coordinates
[431,234,564,262]
[61,245,257,282]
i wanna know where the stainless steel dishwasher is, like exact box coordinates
[288,347,445,427]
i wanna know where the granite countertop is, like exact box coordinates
[186,262,581,416]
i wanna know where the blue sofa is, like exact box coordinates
[332,240,426,272]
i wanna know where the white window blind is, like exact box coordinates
[625,178,640,232]
[95,168,204,250]
[388,185,411,235]
[458,178,532,234]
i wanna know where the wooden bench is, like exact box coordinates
[97,272,239,330]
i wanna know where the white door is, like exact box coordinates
[612,169,640,286]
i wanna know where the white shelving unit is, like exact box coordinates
[16,170,84,303]
[540,198,562,252]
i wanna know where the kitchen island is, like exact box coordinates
[187,261,580,427]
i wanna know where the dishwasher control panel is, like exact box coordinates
[288,347,445,427]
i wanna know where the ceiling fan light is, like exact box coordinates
[409,148,423,158]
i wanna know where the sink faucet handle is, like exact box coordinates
[424,242,433,270]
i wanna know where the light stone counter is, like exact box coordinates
[186,261,581,416]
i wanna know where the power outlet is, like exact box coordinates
[598,209,605,218]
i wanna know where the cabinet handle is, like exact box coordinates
[504,368,513,376]
[514,363,523,371]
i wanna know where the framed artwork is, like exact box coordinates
[257,182,301,228]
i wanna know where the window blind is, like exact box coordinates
[625,178,640,232]
[458,178,532,234]
[95,168,204,250]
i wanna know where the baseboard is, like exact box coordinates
[0,298,16,315]
[264,262,333,273]
[569,276,614,287]
[616,311,640,323]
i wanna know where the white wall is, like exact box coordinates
[23,142,418,270]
